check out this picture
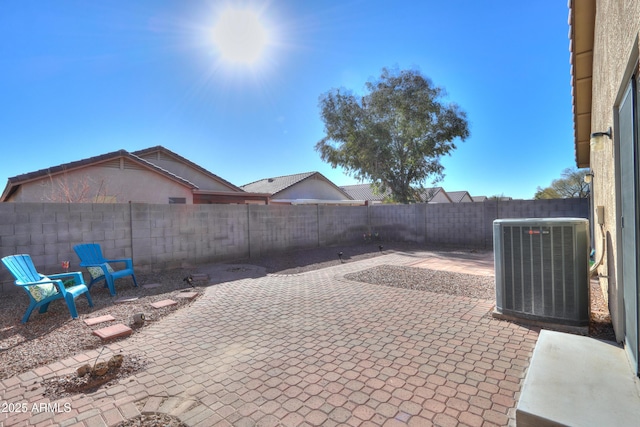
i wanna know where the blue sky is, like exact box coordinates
[0,1,574,200]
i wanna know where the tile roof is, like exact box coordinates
[414,187,451,203]
[339,184,390,201]
[447,191,473,203]
[241,172,316,195]
[341,184,452,203]
[241,172,352,199]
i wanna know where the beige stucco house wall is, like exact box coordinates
[10,167,195,204]
[592,0,640,341]
[571,0,640,364]
[5,156,195,204]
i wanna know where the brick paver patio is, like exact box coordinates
[0,251,538,427]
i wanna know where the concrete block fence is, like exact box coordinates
[0,198,588,293]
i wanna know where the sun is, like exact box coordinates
[212,8,269,65]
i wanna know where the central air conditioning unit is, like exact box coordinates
[493,218,590,326]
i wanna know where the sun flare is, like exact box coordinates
[212,8,269,65]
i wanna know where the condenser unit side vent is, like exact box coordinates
[493,218,589,326]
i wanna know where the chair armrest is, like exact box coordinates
[17,277,66,294]
[15,280,61,288]
[48,271,85,286]
[105,258,133,268]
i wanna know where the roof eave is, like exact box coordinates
[0,181,16,202]
[132,146,245,192]
[569,0,596,168]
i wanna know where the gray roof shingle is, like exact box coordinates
[241,172,352,200]
[241,172,317,195]
[339,184,390,201]
[341,184,452,203]
[447,191,473,203]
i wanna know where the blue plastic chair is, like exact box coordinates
[73,243,138,296]
[1,254,94,323]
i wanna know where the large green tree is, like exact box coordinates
[315,68,470,203]
[534,167,590,199]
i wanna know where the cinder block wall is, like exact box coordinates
[425,198,590,248]
[318,205,369,247]
[426,203,486,247]
[0,202,132,271]
[248,204,319,258]
[370,204,427,243]
[0,203,134,293]
[0,198,589,293]
[130,204,250,270]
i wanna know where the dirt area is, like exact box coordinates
[237,241,421,274]
[0,268,202,380]
[589,277,616,341]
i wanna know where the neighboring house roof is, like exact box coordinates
[472,196,487,202]
[242,171,315,195]
[340,184,389,201]
[241,172,353,199]
[447,191,474,203]
[1,149,198,202]
[132,146,244,192]
[415,187,451,203]
[341,184,453,203]
[569,0,596,168]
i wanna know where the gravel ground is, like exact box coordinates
[345,265,495,300]
[589,278,616,341]
[0,243,615,426]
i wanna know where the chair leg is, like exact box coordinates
[64,295,79,319]
[106,275,116,296]
[131,274,138,287]
[38,302,51,314]
[22,305,36,323]
[85,291,94,307]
